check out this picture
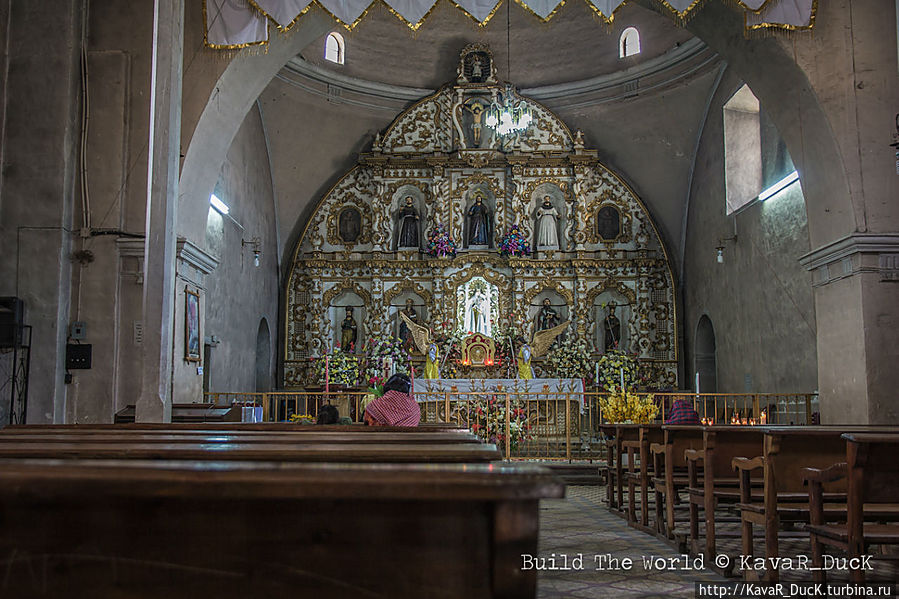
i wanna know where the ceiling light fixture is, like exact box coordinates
[485,1,531,138]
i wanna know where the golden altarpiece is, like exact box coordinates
[283,45,678,388]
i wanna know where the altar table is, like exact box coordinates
[413,378,586,413]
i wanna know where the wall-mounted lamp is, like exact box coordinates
[716,235,737,264]
[242,237,261,267]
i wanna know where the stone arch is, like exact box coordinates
[695,314,717,393]
[255,318,272,392]
[682,2,854,247]
[178,12,335,246]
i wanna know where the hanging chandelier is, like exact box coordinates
[484,0,531,138]
[485,84,532,136]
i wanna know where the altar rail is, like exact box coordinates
[204,391,817,460]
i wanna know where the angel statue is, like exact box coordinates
[400,311,440,379]
[517,320,570,380]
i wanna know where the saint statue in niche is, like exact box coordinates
[465,52,490,83]
[604,302,621,352]
[338,207,361,244]
[535,195,560,249]
[397,298,418,353]
[467,195,492,247]
[397,196,420,248]
[597,205,621,241]
[340,307,358,351]
[537,298,560,331]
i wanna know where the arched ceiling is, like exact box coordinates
[297,1,696,90]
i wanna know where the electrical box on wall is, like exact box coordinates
[69,321,87,340]
[66,344,92,369]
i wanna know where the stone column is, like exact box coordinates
[136,0,184,423]
[800,234,899,424]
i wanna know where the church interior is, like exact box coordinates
[0,0,897,596]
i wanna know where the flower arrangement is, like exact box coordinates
[432,320,464,378]
[596,350,644,392]
[546,337,592,379]
[464,397,532,451]
[289,413,315,424]
[499,224,531,257]
[598,390,658,423]
[361,333,409,389]
[311,345,360,386]
[426,224,457,258]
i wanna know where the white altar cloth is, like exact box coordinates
[413,378,586,413]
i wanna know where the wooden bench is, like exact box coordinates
[651,424,706,539]
[599,424,642,516]
[0,457,564,598]
[731,425,899,582]
[7,422,464,431]
[623,424,664,530]
[0,430,483,445]
[803,433,899,583]
[684,426,765,564]
[0,439,502,462]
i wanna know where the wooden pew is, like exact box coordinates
[0,457,564,598]
[733,426,899,582]
[651,424,706,539]
[7,422,464,431]
[684,426,766,564]
[623,424,664,530]
[803,433,899,583]
[0,430,484,445]
[0,439,502,462]
[599,424,642,515]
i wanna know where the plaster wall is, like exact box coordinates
[0,1,83,423]
[201,105,280,395]
[684,68,817,397]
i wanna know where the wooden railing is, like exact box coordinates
[204,391,817,460]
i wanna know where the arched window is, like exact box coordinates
[619,27,641,58]
[324,32,345,65]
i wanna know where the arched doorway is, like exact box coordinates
[255,318,272,392]
[695,315,717,393]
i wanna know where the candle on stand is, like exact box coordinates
[325,355,330,394]
[695,372,700,394]
[619,367,625,392]
[409,360,415,393]
[595,362,600,386]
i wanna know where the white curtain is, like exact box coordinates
[205,0,817,48]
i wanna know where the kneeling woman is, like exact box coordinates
[364,373,420,427]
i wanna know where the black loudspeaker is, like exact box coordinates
[66,344,92,370]
[0,297,24,349]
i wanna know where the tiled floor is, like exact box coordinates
[537,486,727,598]
[538,485,899,598]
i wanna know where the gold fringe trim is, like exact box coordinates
[513,0,567,23]
[205,0,818,47]
[743,0,816,37]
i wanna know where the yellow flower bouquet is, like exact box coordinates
[599,391,658,424]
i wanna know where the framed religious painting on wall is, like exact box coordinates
[184,288,201,362]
